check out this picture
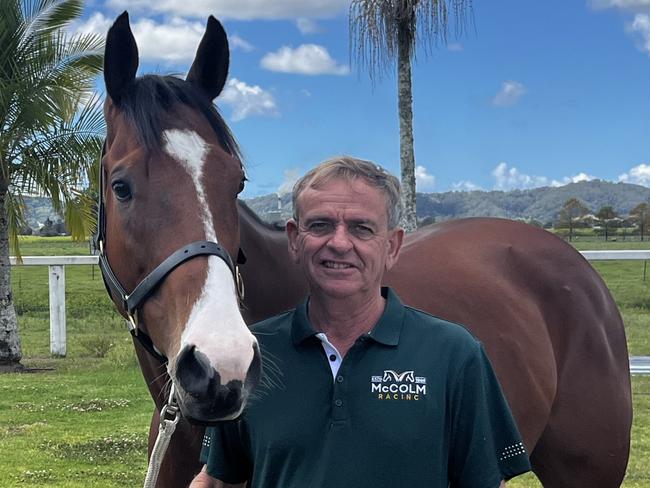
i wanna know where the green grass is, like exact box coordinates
[0,358,152,487]
[0,236,648,487]
[571,239,650,250]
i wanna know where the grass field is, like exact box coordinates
[0,235,648,487]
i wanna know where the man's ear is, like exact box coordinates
[286,219,301,264]
[385,227,404,271]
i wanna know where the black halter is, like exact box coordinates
[95,143,245,363]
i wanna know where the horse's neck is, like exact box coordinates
[237,202,308,323]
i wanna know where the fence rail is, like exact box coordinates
[10,251,650,374]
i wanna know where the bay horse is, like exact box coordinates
[101,12,632,488]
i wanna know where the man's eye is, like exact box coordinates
[350,224,375,240]
[308,222,333,235]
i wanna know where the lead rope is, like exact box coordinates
[143,385,180,488]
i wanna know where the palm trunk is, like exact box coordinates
[397,23,417,232]
[0,181,22,370]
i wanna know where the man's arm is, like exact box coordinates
[188,465,246,488]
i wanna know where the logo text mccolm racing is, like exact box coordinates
[371,370,427,401]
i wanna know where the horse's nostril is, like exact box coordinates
[176,345,215,396]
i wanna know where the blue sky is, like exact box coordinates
[72,0,650,197]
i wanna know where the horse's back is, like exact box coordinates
[385,217,632,486]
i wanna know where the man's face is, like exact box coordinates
[286,178,403,300]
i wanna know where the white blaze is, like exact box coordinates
[163,129,255,384]
[163,129,216,242]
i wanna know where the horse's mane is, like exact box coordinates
[118,74,242,162]
[237,200,287,231]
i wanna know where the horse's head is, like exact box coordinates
[101,12,260,423]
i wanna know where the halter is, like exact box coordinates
[95,142,245,363]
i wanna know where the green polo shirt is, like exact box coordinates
[201,287,530,487]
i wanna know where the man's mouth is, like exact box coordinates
[322,260,353,269]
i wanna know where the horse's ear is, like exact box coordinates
[104,11,139,105]
[186,16,229,100]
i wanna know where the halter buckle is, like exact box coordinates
[126,312,138,334]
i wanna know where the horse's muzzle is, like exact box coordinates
[173,342,261,424]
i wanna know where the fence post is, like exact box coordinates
[48,265,66,356]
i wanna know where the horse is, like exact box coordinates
[101,12,632,488]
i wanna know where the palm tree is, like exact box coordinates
[349,0,473,232]
[0,0,104,370]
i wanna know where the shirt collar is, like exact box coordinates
[291,287,405,347]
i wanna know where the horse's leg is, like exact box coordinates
[530,292,632,487]
[147,409,205,488]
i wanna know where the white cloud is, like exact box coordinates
[627,14,650,54]
[297,18,321,34]
[492,163,599,190]
[492,162,549,190]
[451,180,483,191]
[278,168,302,195]
[219,78,279,121]
[415,165,435,191]
[261,44,349,75]
[72,13,207,62]
[550,172,596,187]
[618,163,650,186]
[105,0,349,20]
[590,0,650,10]
[68,12,112,36]
[492,81,526,107]
[231,35,254,52]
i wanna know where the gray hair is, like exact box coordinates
[292,156,402,229]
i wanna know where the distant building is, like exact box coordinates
[266,193,283,222]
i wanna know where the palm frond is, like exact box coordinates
[22,0,83,41]
[5,191,27,259]
[64,187,96,240]
[349,0,473,80]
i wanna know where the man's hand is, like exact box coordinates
[188,465,246,488]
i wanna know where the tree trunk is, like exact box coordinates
[397,23,417,232]
[0,183,22,370]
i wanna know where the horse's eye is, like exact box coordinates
[112,181,132,201]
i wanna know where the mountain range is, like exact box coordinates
[22,180,650,231]
[244,180,650,226]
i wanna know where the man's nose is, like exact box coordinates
[327,224,354,251]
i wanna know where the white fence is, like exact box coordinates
[10,251,650,374]
[10,255,98,356]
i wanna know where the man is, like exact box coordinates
[191,157,530,487]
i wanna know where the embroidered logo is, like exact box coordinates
[371,370,427,400]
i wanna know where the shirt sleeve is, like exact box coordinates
[448,342,531,487]
[200,421,252,484]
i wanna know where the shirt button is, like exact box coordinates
[336,375,344,383]
[329,354,337,362]
[334,399,343,407]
